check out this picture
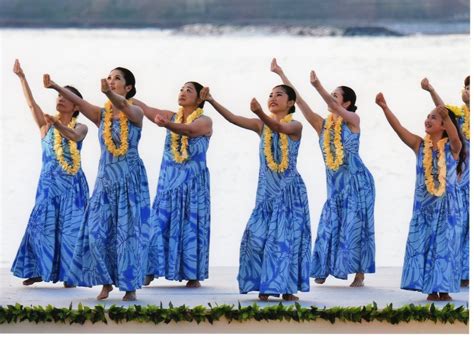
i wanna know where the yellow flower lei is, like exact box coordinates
[103,100,129,157]
[445,104,463,117]
[53,117,81,175]
[445,103,470,140]
[422,135,448,197]
[461,104,470,140]
[170,107,204,163]
[323,114,344,171]
[263,114,293,173]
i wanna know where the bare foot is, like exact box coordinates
[282,294,299,301]
[427,293,439,301]
[461,279,469,287]
[350,273,365,287]
[314,278,326,284]
[122,291,137,301]
[96,285,113,300]
[22,277,42,286]
[144,275,154,286]
[438,293,452,301]
[63,282,76,288]
[258,294,269,301]
[186,280,201,288]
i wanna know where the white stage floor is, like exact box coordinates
[0,267,469,309]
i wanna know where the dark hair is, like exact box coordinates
[186,81,205,108]
[339,86,357,112]
[274,84,297,114]
[64,85,82,118]
[443,108,466,177]
[464,75,470,87]
[114,67,136,99]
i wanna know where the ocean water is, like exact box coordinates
[0,28,469,268]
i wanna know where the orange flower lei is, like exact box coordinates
[422,135,448,197]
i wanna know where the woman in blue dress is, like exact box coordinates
[43,68,150,301]
[133,82,212,288]
[200,83,312,301]
[11,59,89,287]
[375,93,465,301]
[271,59,375,287]
[421,76,470,288]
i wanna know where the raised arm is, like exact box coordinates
[132,98,174,123]
[13,59,46,130]
[436,105,462,159]
[375,92,422,153]
[270,58,324,134]
[421,78,445,107]
[249,98,302,138]
[43,74,102,127]
[100,79,143,127]
[310,70,360,129]
[154,114,212,138]
[200,87,263,135]
[44,114,88,142]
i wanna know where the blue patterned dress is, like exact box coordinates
[11,126,89,283]
[401,141,463,294]
[66,111,151,291]
[311,121,376,280]
[238,126,312,295]
[146,115,211,281]
[456,113,469,281]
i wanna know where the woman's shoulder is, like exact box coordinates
[199,114,212,122]
[75,121,88,128]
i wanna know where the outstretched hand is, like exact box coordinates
[310,70,320,86]
[43,74,56,89]
[270,58,283,75]
[420,78,432,92]
[375,92,387,108]
[154,114,168,127]
[13,59,25,78]
[200,86,213,102]
[100,78,110,94]
[250,98,263,114]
